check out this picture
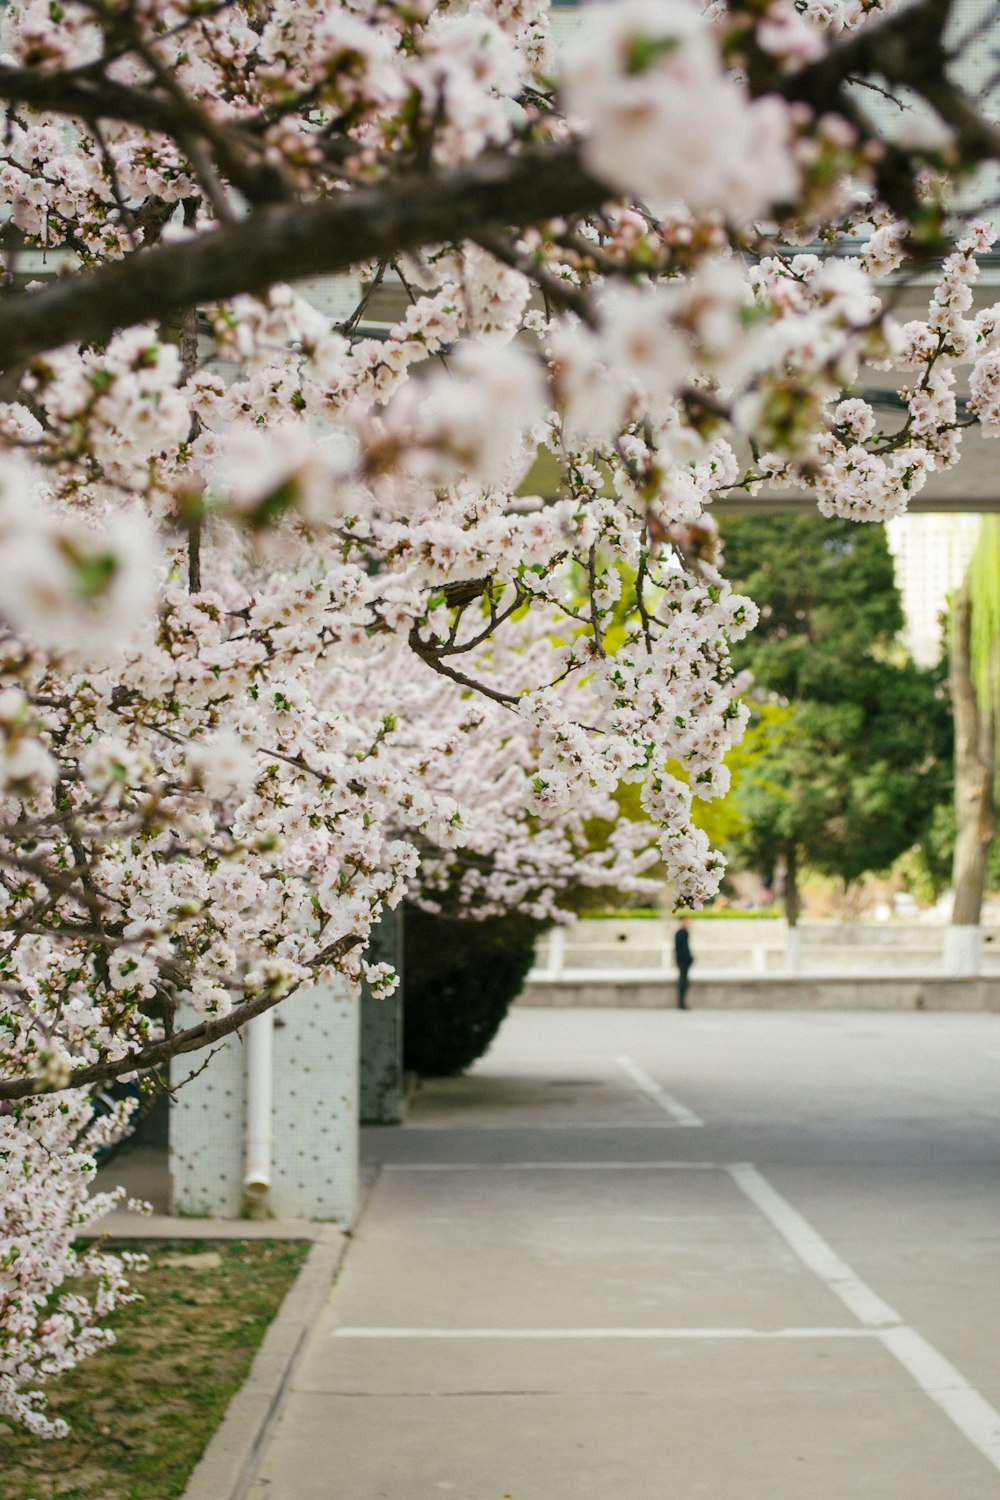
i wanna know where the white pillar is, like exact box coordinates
[170,980,359,1226]
[170,1009,244,1219]
[270,982,358,1224]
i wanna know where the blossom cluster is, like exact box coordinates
[744,224,997,521]
[1,1091,145,1437]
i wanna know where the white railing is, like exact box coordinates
[529,920,1000,983]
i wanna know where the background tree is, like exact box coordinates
[944,518,1000,970]
[720,514,952,926]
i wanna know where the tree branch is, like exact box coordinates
[409,625,523,707]
[0,144,607,377]
[0,64,188,137]
[748,0,1000,222]
[0,933,363,1099]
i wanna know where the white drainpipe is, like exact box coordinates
[244,1010,274,1208]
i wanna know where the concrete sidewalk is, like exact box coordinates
[246,1010,1000,1499]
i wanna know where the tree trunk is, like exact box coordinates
[783,846,802,973]
[949,585,995,923]
[784,846,801,928]
[179,299,202,593]
[945,584,996,973]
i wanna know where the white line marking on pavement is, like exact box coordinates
[382,1161,716,1171]
[729,1163,1000,1477]
[727,1163,901,1328]
[877,1327,1000,1473]
[545,1214,756,1224]
[406,1123,693,1131]
[615,1056,705,1127]
[333,1326,876,1341]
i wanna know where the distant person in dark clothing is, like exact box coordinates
[674,917,693,1010]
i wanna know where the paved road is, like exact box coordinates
[248,1008,1000,1499]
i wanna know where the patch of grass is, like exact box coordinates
[0,1238,311,1500]
[686,907,782,920]
[585,908,662,920]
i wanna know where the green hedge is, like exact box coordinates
[402,905,543,1077]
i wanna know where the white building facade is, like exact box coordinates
[887,514,982,667]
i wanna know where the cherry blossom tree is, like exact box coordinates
[2,0,1000,1437]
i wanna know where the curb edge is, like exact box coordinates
[180,1224,347,1500]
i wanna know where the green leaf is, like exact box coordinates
[624,32,680,74]
[73,553,117,600]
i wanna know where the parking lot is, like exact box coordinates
[249,1008,1000,1499]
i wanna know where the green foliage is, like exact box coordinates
[719,513,952,898]
[723,513,905,698]
[899,796,1000,901]
[969,517,1000,721]
[402,904,543,1076]
[584,908,662,919]
[685,906,781,919]
[893,801,954,902]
